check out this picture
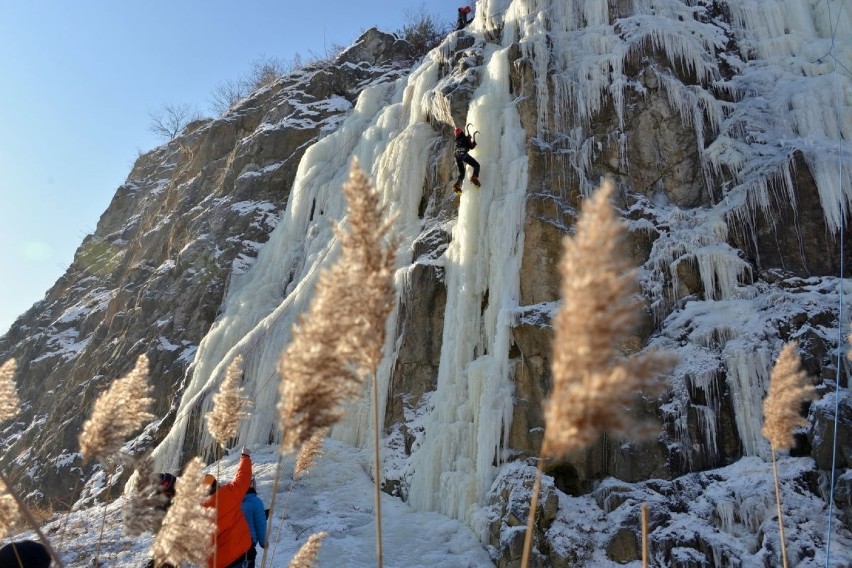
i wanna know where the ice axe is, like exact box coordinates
[465,123,480,143]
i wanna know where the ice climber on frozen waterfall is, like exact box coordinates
[453,126,480,195]
[456,5,473,30]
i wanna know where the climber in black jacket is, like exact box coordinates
[453,127,480,195]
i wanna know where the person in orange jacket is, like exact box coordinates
[203,447,254,568]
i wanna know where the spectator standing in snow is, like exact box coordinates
[203,446,254,568]
[144,473,178,568]
[240,476,267,568]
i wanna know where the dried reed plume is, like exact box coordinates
[294,428,328,479]
[0,476,18,538]
[288,531,328,568]
[0,361,65,566]
[763,342,817,451]
[543,180,674,458]
[0,359,20,422]
[762,341,816,568]
[0,469,66,567]
[123,454,169,536]
[152,457,216,567]
[79,354,154,461]
[206,355,252,446]
[521,180,675,568]
[277,159,397,454]
[0,359,20,535]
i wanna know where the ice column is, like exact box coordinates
[724,341,772,457]
[407,42,527,530]
[334,57,446,448]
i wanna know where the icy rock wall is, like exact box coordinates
[153,0,851,539]
[664,0,851,461]
[710,0,852,233]
[153,0,532,528]
[152,24,527,532]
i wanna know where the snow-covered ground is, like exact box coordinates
[17,441,493,567]
[14,439,850,567]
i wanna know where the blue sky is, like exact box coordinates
[0,0,463,334]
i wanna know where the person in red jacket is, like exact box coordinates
[456,6,473,30]
[203,447,254,568]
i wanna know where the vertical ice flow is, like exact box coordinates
[407,35,526,529]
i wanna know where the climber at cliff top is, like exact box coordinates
[457,6,473,30]
[453,126,480,195]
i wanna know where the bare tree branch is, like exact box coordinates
[148,103,200,140]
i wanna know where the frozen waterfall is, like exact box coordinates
[150,0,851,537]
[152,51,445,471]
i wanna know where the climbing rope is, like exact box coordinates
[824,0,847,565]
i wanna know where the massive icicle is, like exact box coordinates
[407,43,526,527]
[152,55,444,470]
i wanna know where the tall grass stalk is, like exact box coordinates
[770,451,788,568]
[520,181,674,567]
[152,457,216,567]
[0,470,66,568]
[75,354,153,565]
[205,356,251,568]
[294,429,327,479]
[267,432,328,566]
[93,467,115,565]
[206,356,251,446]
[0,359,21,540]
[261,455,285,568]
[124,454,169,537]
[0,359,64,566]
[371,372,384,567]
[214,462,221,568]
[0,359,20,423]
[762,342,816,568]
[78,355,153,461]
[266,462,302,567]
[54,477,82,555]
[288,531,327,567]
[520,458,544,568]
[641,503,649,568]
[274,159,397,568]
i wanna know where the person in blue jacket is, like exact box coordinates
[240,476,267,568]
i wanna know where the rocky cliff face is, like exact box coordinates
[0,27,413,506]
[2,2,851,566]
